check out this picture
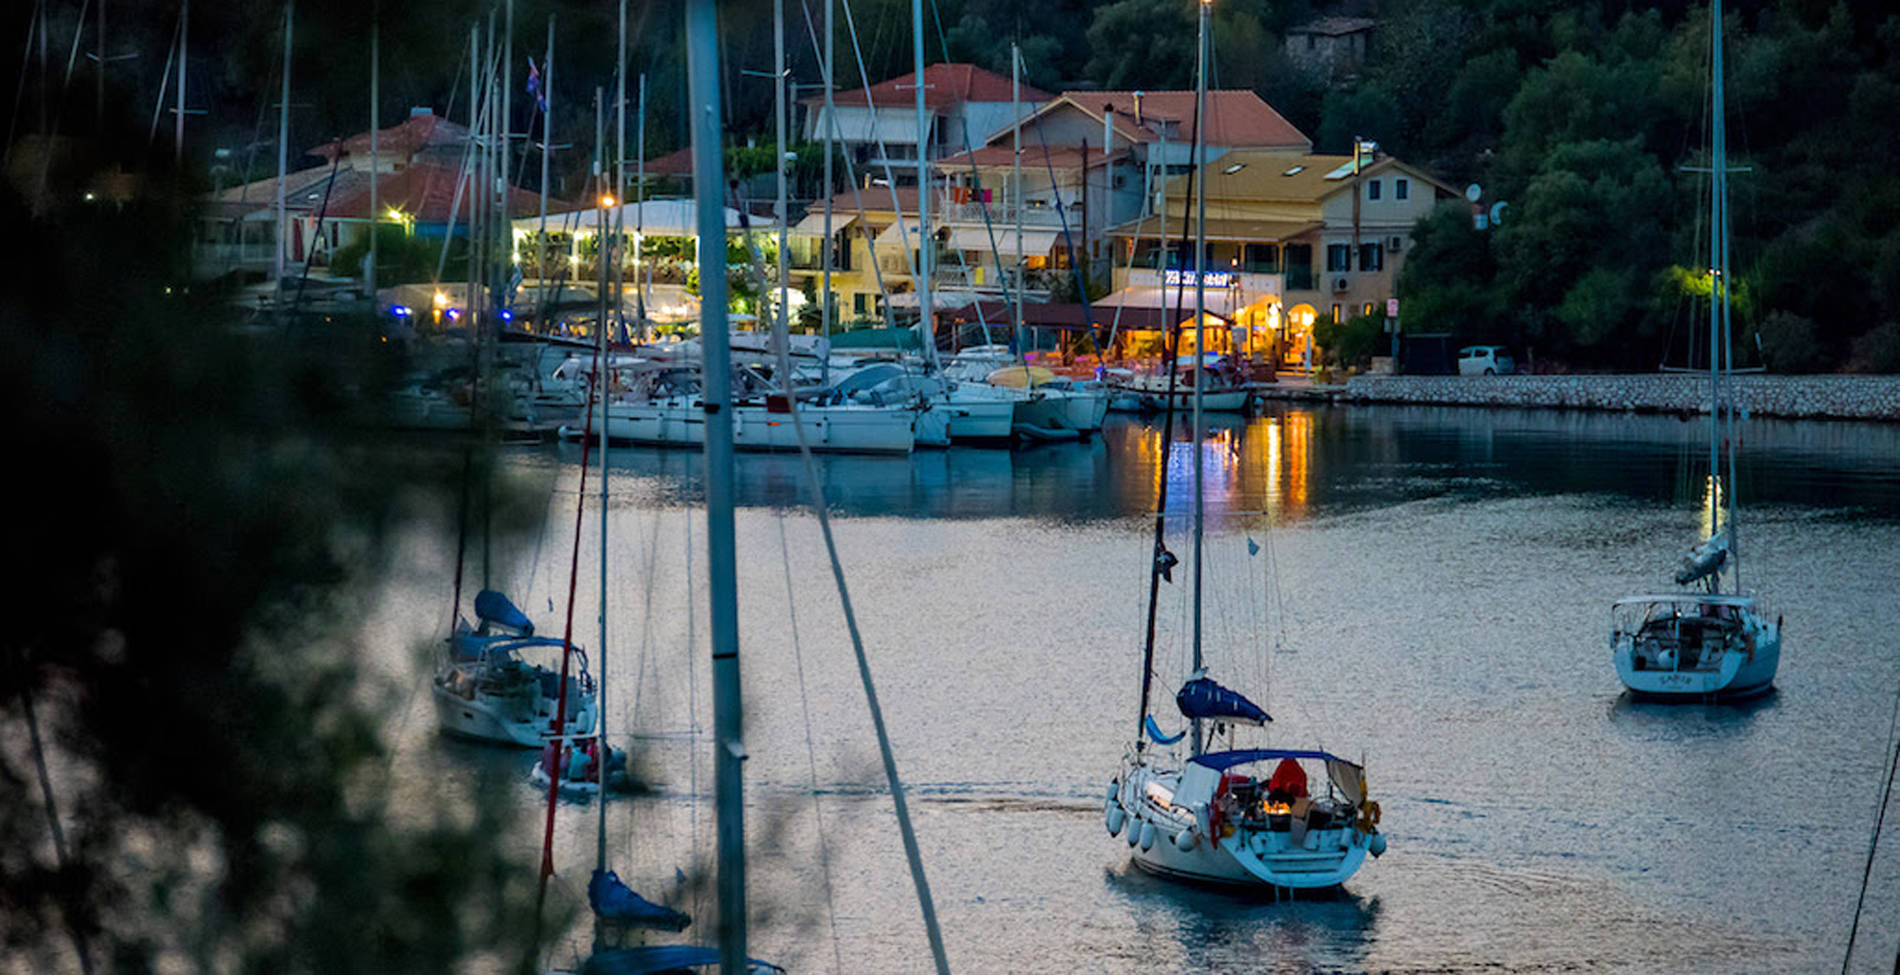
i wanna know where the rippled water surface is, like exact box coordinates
[372,404,1900,974]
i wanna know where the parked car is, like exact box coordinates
[1458,345,1516,376]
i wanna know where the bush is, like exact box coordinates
[1754,311,1821,373]
[1846,321,1900,373]
[1314,313,1385,369]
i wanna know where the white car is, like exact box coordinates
[1458,345,1515,376]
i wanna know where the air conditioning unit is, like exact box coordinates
[1332,276,1350,292]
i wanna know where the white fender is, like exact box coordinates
[1126,816,1141,846]
[1370,833,1388,858]
[1106,803,1126,837]
[1173,827,1199,852]
[1138,821,1158,852]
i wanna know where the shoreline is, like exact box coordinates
[1252,373,1900,423]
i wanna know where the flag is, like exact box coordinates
[526,58,548,113]
[1247,537,1260,557]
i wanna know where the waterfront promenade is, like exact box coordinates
[1256,373,1900,422]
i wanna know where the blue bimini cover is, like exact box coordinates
[474,589,534,634]
[589,869,691,931]
[1176,676,1271,726]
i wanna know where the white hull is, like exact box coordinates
[1107,760,1378,891]
[1055,387,1110,433]
[432,676,597,749]
[935,396,1016,441]
[1612,600,1781,699]
[1107,383,1251,413]
[593,399,914,454]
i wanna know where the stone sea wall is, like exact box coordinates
[1325,374,1900,421]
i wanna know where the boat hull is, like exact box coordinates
[1611,599,1781,699]
[594,400,915,454]
[432,679,598,749]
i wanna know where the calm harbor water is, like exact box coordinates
[373,404,1900,974]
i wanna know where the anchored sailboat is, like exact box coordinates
[1610,0,1781,700]
[1102,0,1385,893]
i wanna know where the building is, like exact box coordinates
[198,108,551,281]
[801,63,1048,182]
[1103,147,1459,367]
[1286,17,1377,83]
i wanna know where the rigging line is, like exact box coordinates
[3,1,43,170]
[774,515,849,975]
[832,0,931,330]
[681,465,705,934]
[535,336,602,917]
[290,136,345,314]
[143,12,180,158]
[15,663,97,975]
[749,203,952,975]
[627,498,665,729]
[1841,670,1900,975]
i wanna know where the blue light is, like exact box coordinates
[499,310,513,321]
[446,309,461,320]
[391,305,412,317]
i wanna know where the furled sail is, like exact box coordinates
[473,589,535,634]
[588,869,691,930]
[1175,676,1271,726]
[1674,531,1730,585]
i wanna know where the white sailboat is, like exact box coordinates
[1610,0,1781,700]
[1104,0,1384,892]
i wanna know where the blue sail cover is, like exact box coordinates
[1145,714,1187,745]
[1176,676,1271,726]
[588,869,691,931]
[474,589,534,634]
[580,946,784,975]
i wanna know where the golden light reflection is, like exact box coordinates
[1700,473,1725,539]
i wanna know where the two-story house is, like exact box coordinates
[1103,147,1458,368]
[801,63,1049,183]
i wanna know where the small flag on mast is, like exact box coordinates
[526,58,548,113]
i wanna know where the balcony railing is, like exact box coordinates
[935,200,1069,228]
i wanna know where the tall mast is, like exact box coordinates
[684,2,745,971]
[594,92,612,900]
[1189,0,1209,756]
[1012,43,1023,353]
[820,0,834,385]
[1706,0,1722,559]
[1714,0,1738,593]
[635,73,647,336]
[274,0,292,315]
[614,0,626,343]
[775,0,789,347]
[367,4,377,304]
[174,0,187,167]
[537,17,551,315]
[913,0,933,366]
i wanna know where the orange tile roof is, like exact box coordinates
[308,111,467,164]
[811,63,1051,112]
[1034,90,1310,151]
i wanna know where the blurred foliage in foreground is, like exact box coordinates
[0,171,547,972]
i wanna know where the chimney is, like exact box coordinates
[1103,105,1114,154]
[1133,91,1144,127]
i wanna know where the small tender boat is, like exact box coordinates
[528,739,636,797]
[433,590,597,748]
[1108,353,1252,413]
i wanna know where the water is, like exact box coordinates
[373,404,1900,974]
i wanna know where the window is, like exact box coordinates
[1243,243,1279,273]
[854,293,870,315]
[1359,242,1384,272]
[1330,303,1342,323]
[1396,178,1409,200]
[1363,303,1375,318]
[1327,243,1352,272]
[1367,179,1381,201]
[1283,243,1313,290]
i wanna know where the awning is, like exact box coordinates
[813,106,919,146]
[873,219,922,252]
[1095,286,1243,318]
[943,226,1061,258]
[1106,217,1322,243]
[792,210,858,236]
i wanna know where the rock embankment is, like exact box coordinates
[1326,374,1900,421]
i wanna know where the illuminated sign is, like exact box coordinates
[1163,268,1235,289]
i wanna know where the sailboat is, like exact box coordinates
[1102,0,1385,892]
[1609,0,1781,700]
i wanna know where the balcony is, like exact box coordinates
[935,199,1070,229]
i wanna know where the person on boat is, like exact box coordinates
[1266,757,1309,804]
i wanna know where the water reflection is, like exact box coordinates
[1104,864,1381,971]
[529,404,1900,521]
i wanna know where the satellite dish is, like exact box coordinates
[1465,183,1483,203]
[1489,200,1509,225]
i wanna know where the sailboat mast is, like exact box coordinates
[274,0,292,318]
[614,0,626,344]
[684,2,746,970]
[1706,0,1723,561]
[913,0,933,367]
[775,0,790,346]
[1714,0,1739,593]
[367,5,377,304]
[820,0,834,386]
[595,125,612,894]
[537,17,551,316]
[1189,0,1209,755]
[636,74,647,336]
[1012,44,1025,353]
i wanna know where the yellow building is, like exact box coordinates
[1104,148,1457,369]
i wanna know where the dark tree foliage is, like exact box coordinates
[0,160,547,969]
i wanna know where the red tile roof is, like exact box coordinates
[1047,90,1310,151]
[811,63,1051,111]
[307,111,467,164]
[321,161,560,221]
